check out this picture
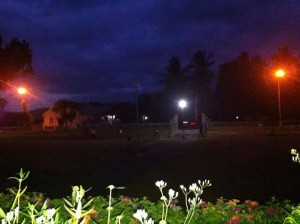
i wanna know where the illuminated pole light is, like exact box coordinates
[17,87,27,95]
[275,69,285,126]
[17,87,28,112]
[133,81,140,145]
[178,99,187,139]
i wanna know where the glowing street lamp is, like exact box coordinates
[17,87,27,95]
[275,69,285,126]
[17,87,28,112]
[178,99,187,139]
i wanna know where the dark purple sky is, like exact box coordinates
[1,0,300,111]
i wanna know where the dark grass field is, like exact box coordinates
[0,126,300,204]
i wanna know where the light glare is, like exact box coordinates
[18,87,27,95]
[178,100,187,109]
[275,69,285,78]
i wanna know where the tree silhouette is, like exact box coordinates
[0,32,33,89]
[158,57,188,121]
[185,51,215,120]
[216,52,267,120]
[160,56,186,99]
[53,99,80,128]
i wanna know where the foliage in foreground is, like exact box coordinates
[0,166,298,223]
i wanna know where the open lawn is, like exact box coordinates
[0,126,300,204]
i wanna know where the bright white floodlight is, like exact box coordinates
[178,99,187,139]
[178,100,187,109]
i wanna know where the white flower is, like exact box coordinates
[189,183,199,192]
[180,185,186,192]
[291,149,297,154]
[1,219,7,224]
[199,179,211,187]
[160,196,167,201]
[155,180,167,188]
[133,209,148,223]
[36,215,46,224]
[145,218,154,224]
[75,208,81,220]
[188,197,197,207]
[107,185,115,190]
[6,211,14,222]
[14,207,19,218]
[46,208,56,220]
[168,189,178,199]
[116,214,123,221]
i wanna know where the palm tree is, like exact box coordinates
[160,56,185,98]
[185,51,215,120]
[159,56,187,120]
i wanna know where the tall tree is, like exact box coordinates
[53,99,80,128]
[216,52,267,120]
[0,32,33,89]
[160,56,186,99]
[185,51,215,120]
[159,57,189,121]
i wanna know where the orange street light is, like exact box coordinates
[275,69,285,78]
[17,87,28,95]
[275,69,285,126]
[17,87,28,112]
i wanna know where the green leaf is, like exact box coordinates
[82,198,94,209]
[20,186,28,195]
[19,168,24,176]
[64,204,75,217]
[8,177,19,181]
[41,200,48,211]
[0,207,6,218]
[80,207,95,218]
[8,188,17,194]
[63,198,74,208]
[54,212,60,223]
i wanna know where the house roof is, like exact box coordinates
[30,107,49,117]
[41,104,111,116]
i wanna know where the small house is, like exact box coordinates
[42,104,111,130]
[42,109,61,130]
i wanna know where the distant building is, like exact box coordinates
[42,104,113,130]
[42,109,61,130]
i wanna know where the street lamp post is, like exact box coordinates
[133,81,140,146]
[178,99,187,139]
[17,86,32,129]
[275,69,285,126]
[17,87,28,112]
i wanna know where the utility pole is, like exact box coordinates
[133,81,140,147]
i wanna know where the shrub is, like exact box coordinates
[0,169,294,223]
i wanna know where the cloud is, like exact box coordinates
[1,0,300,111]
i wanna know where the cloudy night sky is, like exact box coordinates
[0,0,299,111]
